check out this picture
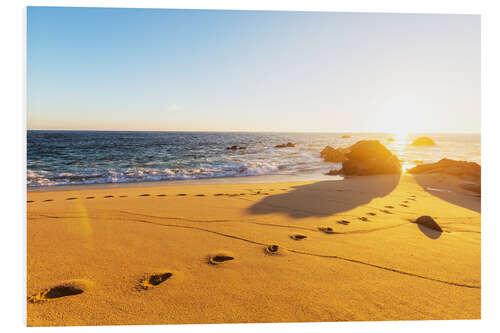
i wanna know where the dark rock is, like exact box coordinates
[411,136,436,146]
[337,140,401,175]
[226,145,246,150]
[275,142,295,148]
[407,158,481,180]
[320,146,348,162]
[414,216,442,232]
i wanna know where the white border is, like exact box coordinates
[2,0,499,332]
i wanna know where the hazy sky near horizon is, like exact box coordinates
[27,7,480,133]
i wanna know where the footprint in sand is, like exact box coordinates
[265,244,280,254]
[239,193,246,196]
[402,200,409,203]
[43,199,53,202]
[290,234,308,240]
[366,212,376,216]
[27,200,34,203]
[156,194,166,197]
[337,220,351,225]
[318,227,335,234]
[138,272,173,290]
[139,194,150,197]
[380,209,393,214]
[359,217,369,222]
[214,193,224,196]
[384,205,394,209]
[65,197,77,200]
[119,195,128,198]
[86,196,95,199]
[208,253,235,265]
[28,280,92,303]
[196,194,205,197]
[176,194,187,196]
[400,204,409,207]
[104,195,113,198]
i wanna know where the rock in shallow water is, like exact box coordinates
[275,142,295,148]
[320,146,348,162]
[226,145,246,150]
[411,136,436,146]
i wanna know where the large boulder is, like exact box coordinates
[328,140,401,176]
[411,136,435,146]
[407,158,481,180]
[320,146,348,162]
[275,142,295,148]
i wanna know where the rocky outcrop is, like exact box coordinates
[407,158,480,180]
[411,136,435,146]
[320,146,348,163]
[326,140,401,176]
[275,142,295,148]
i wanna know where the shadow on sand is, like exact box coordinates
[416,224,442,239]
[247,175,401,219]
[412,174,481,213]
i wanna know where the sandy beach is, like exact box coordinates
[27,173,481,326]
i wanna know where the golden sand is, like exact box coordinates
[26,174,480,326]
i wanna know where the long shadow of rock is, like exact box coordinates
[247,175,401,219]
[412,174,481,213]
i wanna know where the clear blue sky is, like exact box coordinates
[27,7,480,133]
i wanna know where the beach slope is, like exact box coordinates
[27,174,480,326]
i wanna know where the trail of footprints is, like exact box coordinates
[27,191,424,302]
[27,190,420,207]
[27,188,290,203]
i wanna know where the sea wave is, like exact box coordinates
[26,161,288,187]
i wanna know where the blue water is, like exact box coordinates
[27,131,480,187]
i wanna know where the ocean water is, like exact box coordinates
[27,131,480,187]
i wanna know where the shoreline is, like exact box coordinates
[27,172,343,192]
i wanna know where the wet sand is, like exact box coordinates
[27,174,480,326]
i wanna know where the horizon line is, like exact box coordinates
[26,129,482,135]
